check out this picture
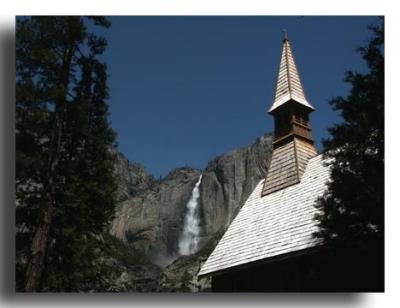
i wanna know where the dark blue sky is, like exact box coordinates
[100,16,378,178]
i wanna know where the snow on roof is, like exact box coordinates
[198,154,330,277]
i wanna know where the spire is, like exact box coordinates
[269,33,314,113]
[261,33,318,197]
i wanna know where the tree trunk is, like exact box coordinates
[24,41,75,292]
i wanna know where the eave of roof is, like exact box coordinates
[198,246,321,278]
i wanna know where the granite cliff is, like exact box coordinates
[109,133,273,291]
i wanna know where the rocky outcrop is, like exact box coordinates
[159,230,223,292]
[159,254,211,292]
[113,151,155,202]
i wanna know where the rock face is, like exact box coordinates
[109,133,273,290]
[111,167,202,266]
[199,134,273,243]
[113,151,155,202]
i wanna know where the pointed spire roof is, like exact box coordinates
[269,34,314,113]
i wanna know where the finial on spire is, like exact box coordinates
[282,29,288,42]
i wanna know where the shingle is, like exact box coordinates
[261,138,317,196]
[198,154,330,277]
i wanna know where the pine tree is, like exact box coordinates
[314,18,384,289]
[16,16,117,292]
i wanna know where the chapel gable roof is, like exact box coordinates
[198,154,330,277]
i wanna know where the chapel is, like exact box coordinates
[198,34,379,292]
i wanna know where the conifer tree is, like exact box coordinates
[16,16,116,291]
[314,18,384,289]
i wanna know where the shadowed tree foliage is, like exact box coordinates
[314,18,384,290]
[16,16,118,291]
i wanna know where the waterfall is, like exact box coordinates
[178,175,203,255]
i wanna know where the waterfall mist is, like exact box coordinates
[178,175,202,255]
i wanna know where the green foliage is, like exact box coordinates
[314,18,384,253]
[16,16,118,291]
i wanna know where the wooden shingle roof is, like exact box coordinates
[269,37,314,113]
[198,154,330,277]
[261,138,318,196]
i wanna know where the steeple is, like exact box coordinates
[261,33,318,196]
[269,33,314,113]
